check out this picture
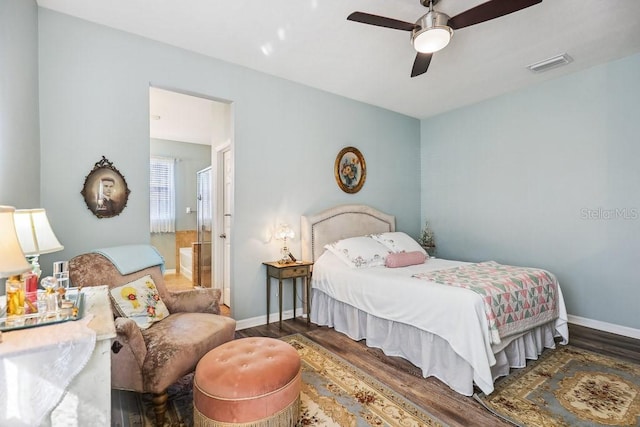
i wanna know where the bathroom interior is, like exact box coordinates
[149,140,211,287]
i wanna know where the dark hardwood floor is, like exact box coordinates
[236,319,640,427]
[567,323,640,364]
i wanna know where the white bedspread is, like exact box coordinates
[311,252,569,394]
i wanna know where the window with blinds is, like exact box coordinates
[150,156,175,233]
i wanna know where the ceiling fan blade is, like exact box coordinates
[411,53,433,77]
[347,12,416,31]
[447,0,542,30]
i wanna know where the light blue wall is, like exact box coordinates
[0,0,40,294]
[421,53,640,329]
[0,0,40,207]
[150,138,211,269]
[38,9,421,321]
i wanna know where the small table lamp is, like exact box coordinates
[275,223,295,264]
[0,206,32,341]
[13,208,64,277]
[0,206,32,277]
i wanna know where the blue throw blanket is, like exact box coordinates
[92,244,165,275]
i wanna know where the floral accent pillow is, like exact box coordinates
[324,236,391,268]
[371,232,427,255]
[110,275,170,329]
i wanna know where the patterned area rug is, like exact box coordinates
[475,346,640,427]
[283,333,444,426]
[130,334,445,426]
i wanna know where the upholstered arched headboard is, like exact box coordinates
[301,204,395,262]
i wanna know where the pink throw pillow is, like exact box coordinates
[385,251,427,268]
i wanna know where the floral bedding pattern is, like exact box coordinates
[413,261,559,344]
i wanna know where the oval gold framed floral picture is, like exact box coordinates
[334,146,366,194]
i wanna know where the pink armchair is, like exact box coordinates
[69,250,236,426]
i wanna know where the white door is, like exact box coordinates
[214,143,232,309]
[222,149,232,306]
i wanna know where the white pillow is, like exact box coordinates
[370,232,427,255]
[324,236,391,268]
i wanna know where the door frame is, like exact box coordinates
[196,166,212,288]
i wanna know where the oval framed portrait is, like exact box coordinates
[334,146,366,194]
[81,156,131,218]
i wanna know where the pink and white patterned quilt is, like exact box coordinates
[413,261,559,344]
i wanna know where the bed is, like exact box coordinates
[301,204,569,396]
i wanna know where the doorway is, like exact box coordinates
[149,87,233,312]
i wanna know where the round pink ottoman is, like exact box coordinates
[193,337,301,426]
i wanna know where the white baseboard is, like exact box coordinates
[568,315,640,340]
[235,308,306,331]
[163,268,176,275]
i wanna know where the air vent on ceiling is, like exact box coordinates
[527,53,572,73]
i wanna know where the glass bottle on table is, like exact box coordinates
[40,276,60,316]
[5,275,25,318]
[53,261,70,295]
[23,271,38,314]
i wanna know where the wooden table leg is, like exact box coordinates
[266,272,270,325]
[293,278,297,321]
[306,272,311,324]
[278,279,283,329]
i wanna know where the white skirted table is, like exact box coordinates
[0,286,116,426]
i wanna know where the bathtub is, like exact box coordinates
[179,247,193,281]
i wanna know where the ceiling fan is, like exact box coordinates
[347,0,542,77]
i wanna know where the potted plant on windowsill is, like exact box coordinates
[417,220,436,256]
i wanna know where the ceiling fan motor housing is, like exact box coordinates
[412,11,453,53]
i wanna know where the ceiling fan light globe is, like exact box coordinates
[413,27,451,53]
[412,10,452,54]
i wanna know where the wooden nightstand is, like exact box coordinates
[263,261,313,328]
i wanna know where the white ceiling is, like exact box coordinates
[149,87,216,145]
[37,0,640,120]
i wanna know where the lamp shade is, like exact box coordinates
[0,206,32,277]
[14,208,64,256]
[275,224,295,240]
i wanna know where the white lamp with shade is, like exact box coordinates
[275,223,295,264]
[13,208,64,278]
[0,206,32,278]
[1,206,33,334]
